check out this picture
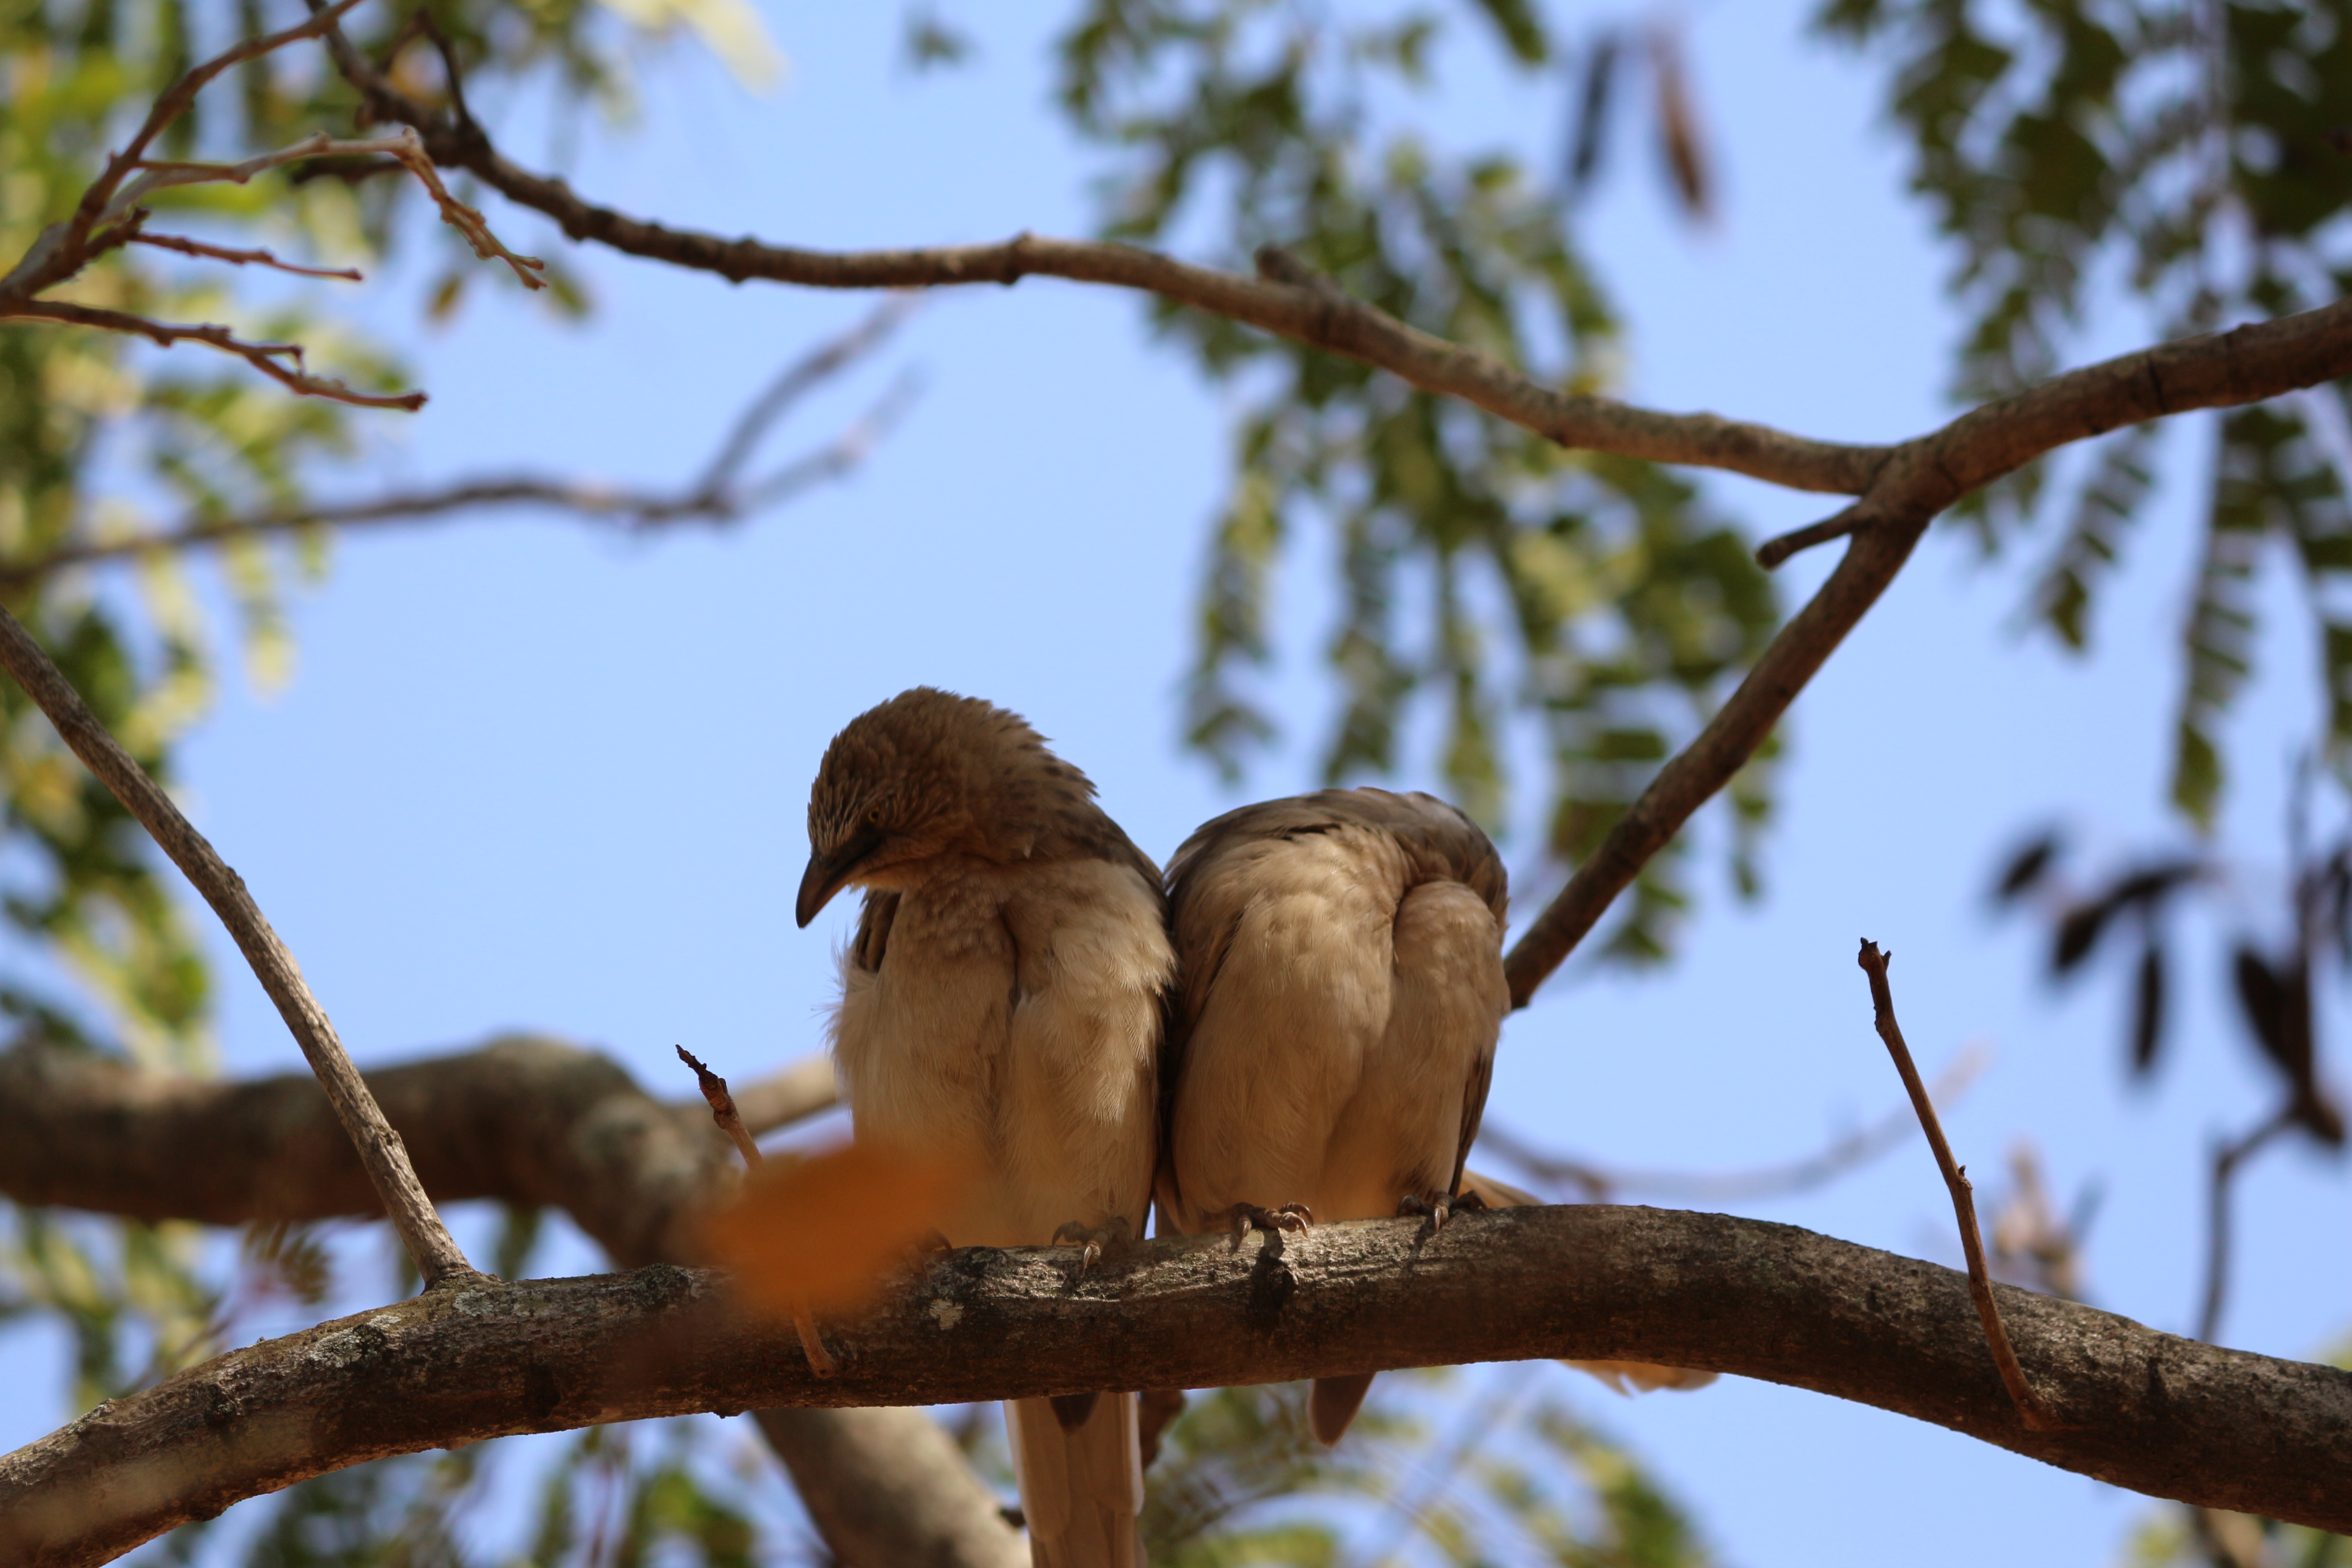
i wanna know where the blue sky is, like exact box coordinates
[3,2,2347,1564]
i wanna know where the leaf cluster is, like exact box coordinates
[1820,0,2352,826]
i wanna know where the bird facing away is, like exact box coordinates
[1159,787,1509,1445]
[799,688,1170,1568]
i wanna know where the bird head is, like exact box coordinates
[796,687,1098,927]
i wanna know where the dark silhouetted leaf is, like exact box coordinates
[2232,946,2314,1099]
[1566,30,1620,193]
[1993,829,2063,903]
[1646,24,1712,221]
[2132,938,2166,1075]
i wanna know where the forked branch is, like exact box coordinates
[0,2,543,407]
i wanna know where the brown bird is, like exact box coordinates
[799,688,1170,1568]
[1158,786,1509,1444]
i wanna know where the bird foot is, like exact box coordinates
[1398,1187,1486,1233]
[1050,1215,1134,1279]
[900,1228,955,1274]
[1215,1201,1315,1247]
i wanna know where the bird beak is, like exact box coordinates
[795,828,881,928]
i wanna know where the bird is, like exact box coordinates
[1157,786,1510,1446]
[797,687,1170,1568]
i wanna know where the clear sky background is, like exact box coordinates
[3,2,2347,1564]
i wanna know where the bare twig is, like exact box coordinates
[0,303,917,586]
[129,231,364,280]
[0,8,549,411]
[0,604,477,1288]
[674,1044,837,1375]
[675,1044,763,1171]
[1754,503,1867,568]
[1856,940,2059,1431]
[2197,1106,2296,1343]
[1478,1041,1990,1203]
[10,299,427,410]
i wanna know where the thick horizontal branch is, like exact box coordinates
[0,1034,736,1269]
[6,1205,2347,1567]
[311,23,1882,497]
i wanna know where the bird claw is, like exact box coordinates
[1398,1188,1484,1233]
[1217,1201,1314,1246]
[1051,1215,1133,1279]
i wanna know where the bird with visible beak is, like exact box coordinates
[796,687,1169,1568]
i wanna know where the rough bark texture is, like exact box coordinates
[4,1206,2346,1568]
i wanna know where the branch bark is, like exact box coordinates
[6,1205,2347,1568]
[0,1034,1020,1568]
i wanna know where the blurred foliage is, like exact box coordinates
[1056,0,1782,960]
[1818,0,2352,828]
[1142,1374,1713,1567]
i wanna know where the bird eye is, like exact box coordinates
[865,808,882,825]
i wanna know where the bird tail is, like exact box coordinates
[1007,1392,1146,1568]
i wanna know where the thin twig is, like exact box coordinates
[674,1044,837,1375]
[1479,1041,1990,1203]
[1856,940,2059,1431]
[2196,1106,2295,1343]
[10,299,426,409]
[0,320,917,585]
[1755,503,1867,568]
[0,603,477,1287]
[129,230,364,280]
[676,1045,764,1171]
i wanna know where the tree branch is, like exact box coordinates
[0,299,918,588]
[310,16,1882,496]
[1857,940,2058,1431]
[302,8,2352,1004]
[7,1205,2348,1567]
[0,612,478,1287]
[1501,296,2352,1000]
[10,299,428,411]
[0,1033,1022,1568]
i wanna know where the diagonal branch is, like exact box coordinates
[0,299,918,587]
[1500,296,2352,1001]
[0,611,477,1288]
[127,232,363,281]
[1857,940,2058,1431]
[7,1205,2351,1568]
[10,299,427,411]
